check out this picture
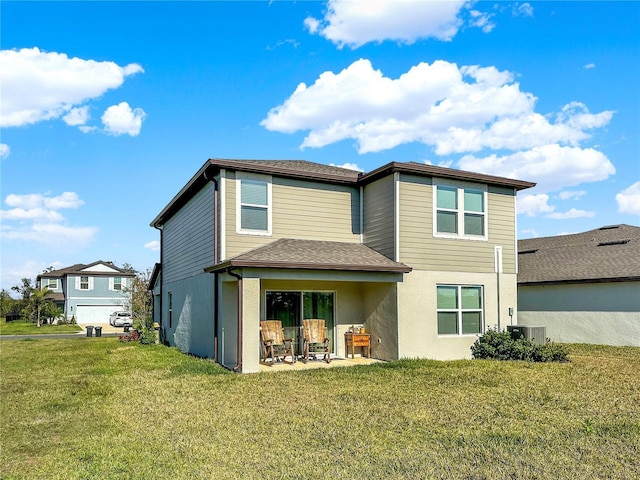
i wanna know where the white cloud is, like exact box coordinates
[262,59,614,162]
[304,0,467,48]
[517,193,554,217]
[545,208,595,220]
[468,9,496,33]
[144,240,160,252]
[63,106,90,126]
[616,182,640,215]
[0,208,64,222]
[1,223,97,245]
[558,190,586,200]
[329,162,363,172]
[0,47,143,129]
[519,228,539,238]
[5,192,83,210]
[458,144,615,193]
[1,191,96,246]
[101,102,146,136]
[0,143,9,159]
[584,63,595,70]
[514,3,534,17]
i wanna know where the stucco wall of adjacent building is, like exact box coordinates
[518,281,640,347]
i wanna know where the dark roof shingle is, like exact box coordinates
[518,224,640,284]
[205,238,411,273]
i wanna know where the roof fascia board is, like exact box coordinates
[360,161,536,190]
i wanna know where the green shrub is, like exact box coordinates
[471,328,569,362]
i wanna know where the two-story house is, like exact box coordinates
[36,261,134,325]
[150,159,535,372]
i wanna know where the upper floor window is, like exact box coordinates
[43,278,58,289]
[113,277,122,291]
[434,183,486,240]
[236,173,272,235]
[80,276,90,290]
[437,285,483,335]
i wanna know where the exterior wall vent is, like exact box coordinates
[597,239,629,246]
[507,325,547,345]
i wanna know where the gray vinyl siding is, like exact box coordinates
[362,175,395,259]
[398,175,517,273]
[225,173,360,259]
[163,182,215,284]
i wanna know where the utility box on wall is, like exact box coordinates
[507,325,547,345]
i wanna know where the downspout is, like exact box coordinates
[227,267,243,372]
[203,170,220,362]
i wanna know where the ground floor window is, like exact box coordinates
[437,285,483,335]
[265,291,335,349]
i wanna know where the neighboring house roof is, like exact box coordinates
[151,158,535,227]
[518,224,640,285]
[37,261,135,279]
[149,263,161,291]
[45,292,65,302]
[205,238,412,274]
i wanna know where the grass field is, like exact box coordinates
[0,319,82,335]
[1,338,638,479]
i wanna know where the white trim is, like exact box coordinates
[514,188,519,274]
[433,180,488,241]
[220,169,226,261]
[394,172,400,262]
[235,172,272,236]
[359,185,363,243]
[494,246,503,273]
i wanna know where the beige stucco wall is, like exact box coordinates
[397,270,518,360]
[241,278,261,373]
[362,283,399,360]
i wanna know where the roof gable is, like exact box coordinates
[38,261,134,279]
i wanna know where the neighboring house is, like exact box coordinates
[36,261,135,325]
[517,225,640,347]
[150,159,535,372]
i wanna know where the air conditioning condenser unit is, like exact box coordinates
[507,325,547,345]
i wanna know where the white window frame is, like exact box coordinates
[433,181,488,241]
[77,275,93,291]
[111,277,123,291]
[236,172,272,236]
[436,284,484,336]
[44,278,58,289]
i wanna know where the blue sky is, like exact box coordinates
[1,1,639,292]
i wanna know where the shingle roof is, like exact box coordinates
[205,238,412,274]
[518,224,640,285]
[151,158,535,227]
[38,261,134,279]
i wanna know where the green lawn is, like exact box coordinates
[1,339,638,480]
[0,319,82,335]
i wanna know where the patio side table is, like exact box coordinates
[344,332,371,359]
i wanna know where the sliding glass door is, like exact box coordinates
[266,291,335,352]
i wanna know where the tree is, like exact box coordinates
[0,289,18,319]
[11,278,34,322]
[30,287,54,327]
[122,268,155,344]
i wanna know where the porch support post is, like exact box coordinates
[240,277,261,373]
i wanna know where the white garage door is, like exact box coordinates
[75,305,121,325]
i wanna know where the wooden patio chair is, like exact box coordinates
[260,320,296,365]
[302,319,331,364]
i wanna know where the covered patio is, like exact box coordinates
[205,238,412,373]
[258,354,383,373]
